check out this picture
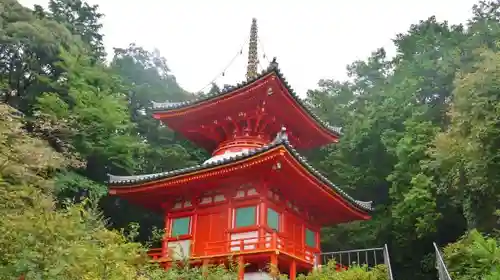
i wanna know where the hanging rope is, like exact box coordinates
[257,59,266,73]
[195,30,272,93]
[196,37,249,93]
[258,37,270,65]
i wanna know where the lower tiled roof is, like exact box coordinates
[108,132,373,212]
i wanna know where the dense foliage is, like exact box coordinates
[443,230,500,280]
[298,263,388,280]
[1,0,499,279]
[0,105,239,280]
[304,2,500,278]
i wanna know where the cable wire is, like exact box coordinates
[258,37,270,65]
[258,60,266,73]
[196,37,249,93]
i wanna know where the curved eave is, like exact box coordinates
[151,65,342,139]
[108,140,372,213]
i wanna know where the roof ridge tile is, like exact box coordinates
[150,63,343,138]
[108,136,372,212]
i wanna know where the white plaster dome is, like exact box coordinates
[203,149,250,164]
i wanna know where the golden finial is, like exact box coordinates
[246,18,259,81]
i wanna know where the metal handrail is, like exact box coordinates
[318,247,384,266]
[433,242,452,280]
[317,244,394,280]
[320,247,385,255]
[383,244,394,280]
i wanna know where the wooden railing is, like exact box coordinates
[147,248,163,260]
[276,235,317,263]
[202,231,316,263]
[203,235,267,255]
[147,231,317,264]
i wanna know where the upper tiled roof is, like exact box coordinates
[151,61,343,137]
[108,130,372,212]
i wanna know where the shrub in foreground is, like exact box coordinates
[297,261,388,280]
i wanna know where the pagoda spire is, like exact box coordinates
[246,18,259,81]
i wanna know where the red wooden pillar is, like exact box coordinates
[161,207,170,257]
[315,229,320,251]
[258,179,269,249]
[290,260,297,280]
[226,189,234,253]
[238,256,245,280]
[259,199,266,248]
[270,253,279,278]
[191,195,198,258]
[202,259,209,277]
[271,254,278,266]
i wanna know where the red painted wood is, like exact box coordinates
[290,260,297,280]
[118,142,372,276]
[162,209,169,256]
[194,212,211,256]
[238,256,245,280]
[212,137,269,156]
[110,148,370,225]
[152,73,339,151]
[114,113,371,277]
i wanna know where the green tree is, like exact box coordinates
[48,0,105,61]
[0,0,77,110]
[443,230,500,280]
[35,49,145,182]
[110,44,205,173]
[3,0,500,279]
[432,47,500,232]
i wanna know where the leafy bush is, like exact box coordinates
[444,229,500,280]
[0,103,237,280]
[297,261,388,280]
[0,104,66,186]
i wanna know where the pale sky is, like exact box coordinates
[20,0,478,97]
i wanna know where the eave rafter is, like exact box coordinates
[110,153,280,195]
[108,137,373,214]
[183,107,288,145]
[151,66,342,143]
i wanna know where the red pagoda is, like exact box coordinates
[108,18,372,280]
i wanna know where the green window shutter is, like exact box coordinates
[305,228,316,247]
[235,206,256,228]
[171,217,190,237]
[267,208,279,231]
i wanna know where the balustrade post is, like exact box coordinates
[271,231,278,249]
[313,252,321,269]
[161,237,168,258]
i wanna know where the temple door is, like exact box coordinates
[211,209,228,241]
[194,210,228,256]
[194,213,211,256]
